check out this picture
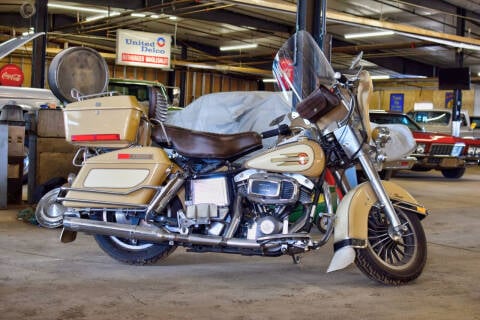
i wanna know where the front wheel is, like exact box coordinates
[355,207,427,285]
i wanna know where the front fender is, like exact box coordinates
[327,180,427,272]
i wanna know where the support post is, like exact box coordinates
[179,45,187,107]
[31,0,48,88]
[452,7,466,137]
[0,125,8,209]
[293,0,327,110]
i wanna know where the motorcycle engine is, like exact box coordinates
[236,172,300,204]
[234,170,315,239]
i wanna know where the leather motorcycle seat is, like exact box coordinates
[151,124,263,160]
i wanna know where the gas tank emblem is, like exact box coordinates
[297,152,309,165]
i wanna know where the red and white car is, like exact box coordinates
[370,110,480,179]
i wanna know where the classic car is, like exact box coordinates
[408,108,480,139]
[370,110,480,179]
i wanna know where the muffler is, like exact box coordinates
[62,216,261,249]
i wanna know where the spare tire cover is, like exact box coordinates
[48,47,109,103]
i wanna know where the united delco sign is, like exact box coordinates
[116,29,171,69]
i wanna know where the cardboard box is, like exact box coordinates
[37,109,65,138]
[7,125,25,157]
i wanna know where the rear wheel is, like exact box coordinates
[355,207,427,285]
[94,199,181,265]
[94,233,176,265]
[441,167,465,179]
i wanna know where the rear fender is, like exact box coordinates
[327,180,427,272]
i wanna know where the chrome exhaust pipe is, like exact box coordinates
[62,216,261,249]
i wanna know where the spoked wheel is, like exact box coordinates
[355,206,427,285]
[94,199,181,265]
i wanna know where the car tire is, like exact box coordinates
[441,167,466,179]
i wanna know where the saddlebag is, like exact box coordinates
[61,147,173,208]
[296,85,340,122]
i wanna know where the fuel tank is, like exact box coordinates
[244,139,325,177]
[63,147,174,208]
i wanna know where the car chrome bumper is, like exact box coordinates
[383,156,416,170]
[413,155,465,169]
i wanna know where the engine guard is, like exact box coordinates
[327,180,428,272]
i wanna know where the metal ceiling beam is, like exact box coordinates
[7,45,272,77]
[332,41,435,54]
[187,10,290,33]
[61,0,192,11]
[332,37,436,76]
[225,0,480,48]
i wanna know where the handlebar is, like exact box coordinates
[261,124,291,139]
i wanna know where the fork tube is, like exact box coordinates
[357,151,402,235]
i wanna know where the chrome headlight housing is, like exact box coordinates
[415,143,426,154]
[451,142,465,157]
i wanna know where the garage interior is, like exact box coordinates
[0,1,479,319]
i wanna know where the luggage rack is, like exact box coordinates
[71,88,120,101]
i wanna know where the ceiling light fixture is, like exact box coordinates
[262,78,277,83]
[150,14,160,18]
[344,30,394,39]
[48,3,114,14]
[85,12,120,22]
[130,13,146,17]
[396,31,480,51]
[370,75,390,80]
[220,43,258,51]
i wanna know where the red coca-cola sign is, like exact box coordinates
[0,64,24,86]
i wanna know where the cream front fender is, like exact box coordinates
[327,180,428,272]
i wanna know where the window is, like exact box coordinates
[410,111,450,126]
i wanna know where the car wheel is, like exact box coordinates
[441,167,465,179]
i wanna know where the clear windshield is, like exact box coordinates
[273,30,335,104]
[409,111,451,126]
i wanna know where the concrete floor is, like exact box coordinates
[0,167,479,320]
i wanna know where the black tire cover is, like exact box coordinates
[48,47,109,103]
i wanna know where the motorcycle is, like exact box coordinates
[53,30,427,285]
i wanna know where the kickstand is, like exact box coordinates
[291,254,302,264]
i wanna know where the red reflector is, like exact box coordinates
[118,153,131,159]
[71,134,120,141]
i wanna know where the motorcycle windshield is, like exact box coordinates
[273,30,335,105]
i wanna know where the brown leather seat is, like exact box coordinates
[151,124,263,160]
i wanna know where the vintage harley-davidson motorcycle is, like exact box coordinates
[48,30,427,285]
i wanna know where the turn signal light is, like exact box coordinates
[71,134,120,142]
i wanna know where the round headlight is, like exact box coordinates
[415,143,426,154]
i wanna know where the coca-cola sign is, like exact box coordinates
[0,64,24,86]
